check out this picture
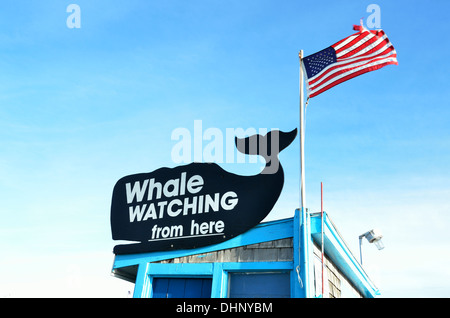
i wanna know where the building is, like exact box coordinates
[111,208,380,298]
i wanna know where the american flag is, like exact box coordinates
[302,29,398,98]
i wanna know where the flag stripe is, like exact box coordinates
[311,54,397,90]
[308,57,398,97]
[309,59,398,98]
[302,29,398,98]
[339,34,389,59]
[335,32,377,57]
[333,33,360,51]
[308,42,395,84]
[309,56,397,93]
[334,32,369,53]
[308,45,396,88]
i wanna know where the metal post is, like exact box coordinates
[299,50,306,210]
[359,236,364,265]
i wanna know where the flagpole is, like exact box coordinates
[299,50,306,210]
[298,50,312,297]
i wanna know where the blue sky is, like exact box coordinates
[1,0,449,297]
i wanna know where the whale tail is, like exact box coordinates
[235,128,297,171]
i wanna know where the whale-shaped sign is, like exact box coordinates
[111,128,297,254]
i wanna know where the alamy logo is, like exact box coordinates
[171,120,283,175]
[66,4,81,29]
[366,4,381,29]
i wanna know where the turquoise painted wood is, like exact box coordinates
[115,209,380,298]
[309,211,380,298]
[138,261,293,298]
[114,217,293,269]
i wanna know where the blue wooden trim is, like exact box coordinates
[310,211,380,298]
[117,210,381,298]
[140,261,294,298]
[114,217,294,269]
[221,261,292,272]
[292,209,303,297]
[296,207,314,298]
[147,262,214,277]
[211,263,226,298]
[133,263,149,298]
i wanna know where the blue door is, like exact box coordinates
[152,278,212,298]
[228,272,290,298]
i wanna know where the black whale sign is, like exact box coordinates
[111,128,297,255]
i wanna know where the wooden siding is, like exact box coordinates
[155,238,293,264]
[313,243,363,298]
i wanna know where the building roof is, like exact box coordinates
[112,210,380,297]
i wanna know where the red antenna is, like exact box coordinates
[321,182,324,297]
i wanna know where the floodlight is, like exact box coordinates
[358,229,384,265]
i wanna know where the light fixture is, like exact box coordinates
[358,229,384,265]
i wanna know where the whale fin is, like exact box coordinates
[235,128,297,163]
